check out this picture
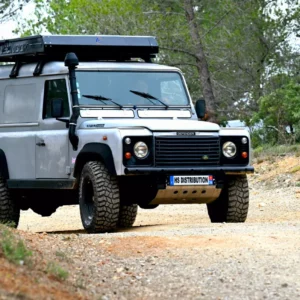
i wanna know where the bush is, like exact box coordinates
[0,225,32,265]
[46,261,69,281]
[253,144,300,159]
[251,79,300,146]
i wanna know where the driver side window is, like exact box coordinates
[43,79,70,119]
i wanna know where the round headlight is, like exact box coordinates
[222,141,237,158]
[134,141,149,159]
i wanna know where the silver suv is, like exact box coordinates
[0,35,254,232]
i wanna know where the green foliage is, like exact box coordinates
[14,0,300,124]
[46,261,69,281]
[0,225,32,265]
[253,144,300,159]
[55,250,73,263]
[289,165,300,173]
[252,78,300,145]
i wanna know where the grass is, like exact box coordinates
[46,261,69,281]
[0,225,32,265]
[289,165,300,173]
[55,250,73,263]
[75,278,86,290]
[253,144,300,160]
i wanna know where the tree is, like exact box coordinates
[252,77,300,144]
[16,0,300,127]
[183,0,217,121]
[0,0,30,24]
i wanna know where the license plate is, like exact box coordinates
[169,175,214,186]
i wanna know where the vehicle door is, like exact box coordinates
[35,77,71,179]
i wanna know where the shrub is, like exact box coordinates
[0,225,32,265]
[46,261,69,281]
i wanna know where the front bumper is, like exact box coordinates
[124,166,254,175]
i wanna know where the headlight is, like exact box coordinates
[222,141,237,158]
[134,141,149,159]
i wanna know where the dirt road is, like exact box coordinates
[14,178,300,300]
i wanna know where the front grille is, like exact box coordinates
[155,136,220,167]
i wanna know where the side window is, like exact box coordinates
[43,79,70,119]
[3,83,37,123]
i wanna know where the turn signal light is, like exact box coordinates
[125,152,132,160]
[241,152,248,159]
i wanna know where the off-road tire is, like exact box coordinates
[118,204,138,228]
[79,161,120,233]
[0,177,20,227]
[207,175,249,223]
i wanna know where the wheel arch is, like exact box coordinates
[0,149,9,179]
[74,143,116,178]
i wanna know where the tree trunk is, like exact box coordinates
[183,0,218,122]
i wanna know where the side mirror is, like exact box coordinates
[51,98,64,118]
[195,99,206,119]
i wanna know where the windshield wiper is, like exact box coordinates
[130,90,169,109]
[82,94,123,108]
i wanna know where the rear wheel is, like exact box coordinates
[0,177,20,227]
[207,175,249,223]
[118,204,138,228]
[79,161,120,233]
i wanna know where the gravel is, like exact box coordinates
[17,180,300,300]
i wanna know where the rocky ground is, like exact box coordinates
[1,154,300,300]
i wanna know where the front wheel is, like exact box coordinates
[79,161,120,233]
[118,204,138,228]
[207,175,249,223]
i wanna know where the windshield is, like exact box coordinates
[75,71,190,107]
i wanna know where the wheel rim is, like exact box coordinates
[82,176,95,226]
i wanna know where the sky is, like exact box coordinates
[0,2,35,39]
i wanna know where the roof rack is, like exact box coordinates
[0,35,159,63]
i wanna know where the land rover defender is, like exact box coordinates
[0,35,254,233]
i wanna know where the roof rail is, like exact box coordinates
[0,35,159,63]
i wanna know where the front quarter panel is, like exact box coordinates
[75,128,122,175]
[74,127,153,176]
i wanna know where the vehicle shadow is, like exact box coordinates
[44,224,172,235]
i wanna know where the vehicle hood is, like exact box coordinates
[79,119,220,131]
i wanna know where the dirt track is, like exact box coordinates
[14,176,300,300]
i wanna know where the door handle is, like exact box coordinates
[36,142,46,146]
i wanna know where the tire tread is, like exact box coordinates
[0,177,20,227]
[207,175,249,223]
[118,204,138,228]
[79,161,120,233]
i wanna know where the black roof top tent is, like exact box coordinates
[0,35,159,78]
[0,35,159,63]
